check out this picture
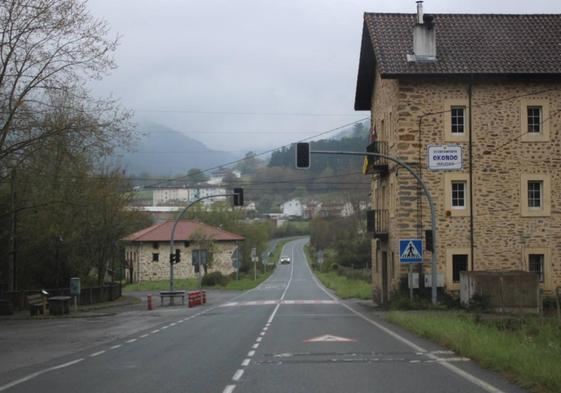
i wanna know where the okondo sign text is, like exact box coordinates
[427,145,463,171]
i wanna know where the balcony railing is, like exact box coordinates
[363,141,389,176]
[366,209,389,240]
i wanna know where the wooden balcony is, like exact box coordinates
[366,209,389,240]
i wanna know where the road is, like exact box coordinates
[0,238,526,393]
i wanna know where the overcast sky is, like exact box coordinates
[88,0,561,153]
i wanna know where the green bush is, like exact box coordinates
[202,271,229,287]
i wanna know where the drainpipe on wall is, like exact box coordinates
[468,77,475,271]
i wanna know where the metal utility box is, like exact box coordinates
[424,273,444,287]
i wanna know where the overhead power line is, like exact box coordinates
[142,117,371,189]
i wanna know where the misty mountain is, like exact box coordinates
[116,121,240,176]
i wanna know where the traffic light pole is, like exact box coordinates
[169,192,241,291]
[309,150,439,305]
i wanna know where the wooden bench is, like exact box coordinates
[27,294,46,316]
[159,290,186,306]
[48,296,72,315]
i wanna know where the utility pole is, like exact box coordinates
[8,169,16,291]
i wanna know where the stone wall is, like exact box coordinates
[370,68,561,295]
[125,241,238,282]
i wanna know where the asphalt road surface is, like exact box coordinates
[0,238,527,393]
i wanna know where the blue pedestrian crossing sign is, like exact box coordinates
[399,239,423,263]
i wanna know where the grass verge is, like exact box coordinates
[314,271,372,300]
[304,243,371,300]
[387,311,561,393]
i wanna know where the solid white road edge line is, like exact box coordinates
[0,359,84,392]
[303,241,506,393]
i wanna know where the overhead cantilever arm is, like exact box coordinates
[310,149,439,305]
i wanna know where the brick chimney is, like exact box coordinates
[407,1,436,62]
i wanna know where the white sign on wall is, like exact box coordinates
[427,145,463,171]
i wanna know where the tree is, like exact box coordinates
[235,151,263,175]
[0,0,121,167]
[186,168,209,185]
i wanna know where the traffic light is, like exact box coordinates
[425,229,433,252]
[169,253,175,264]
[295,142,310,169]
[233,188,244,206]
[175,249,181,263]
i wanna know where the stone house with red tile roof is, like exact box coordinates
[355,3,561,303]
[123,220,244,282]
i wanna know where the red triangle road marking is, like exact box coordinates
[304,334,356,343]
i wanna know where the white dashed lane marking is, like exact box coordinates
[232,369,244,382]
[223,385,236,393]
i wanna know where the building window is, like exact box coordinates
[521,174,550,217]
[452,254,468,283]
[528,254,544,283]
[451,181,466,209]
[444,174,469,217]
[152,253,159,262]
[451,106,465,134]
[527,106,542,133]
[152,242,159,249]
[444,100,469,142]
[527,181,542,208]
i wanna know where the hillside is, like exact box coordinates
[117,121,240,176]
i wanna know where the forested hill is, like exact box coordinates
[268,125,369,175]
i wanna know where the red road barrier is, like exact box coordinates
[147,293,153,310]
[188,291,202,308]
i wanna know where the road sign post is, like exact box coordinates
[298,145,440,305]
[251,247,257,281]
[231,244,241,281]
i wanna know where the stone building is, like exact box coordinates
[354,4,561,302]
[123,220,244,282]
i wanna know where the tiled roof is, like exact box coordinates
[369,13,561,75]
[123,220,244,242]
[355,13,561,109]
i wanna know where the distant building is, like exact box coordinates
[152,185,227,206]
[122,220,244,283]
[281,199,303,217]
[152,187,191,206]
